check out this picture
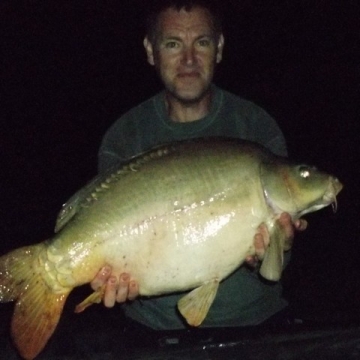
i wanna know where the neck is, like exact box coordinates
[165,90,212,123]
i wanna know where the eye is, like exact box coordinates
[165,41,179,49]
[198,39,211,47]
[299,165,316,178]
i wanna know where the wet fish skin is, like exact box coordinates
[0,138,342,359]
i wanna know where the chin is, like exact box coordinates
[174,92,206,104]
[173,86,211,103]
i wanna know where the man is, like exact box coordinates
[91,0,306,329]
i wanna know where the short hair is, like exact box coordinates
[145,0,224,43]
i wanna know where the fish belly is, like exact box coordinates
[99,199,265,296]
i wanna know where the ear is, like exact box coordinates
[216,34,225,63]
[143,37,155,66]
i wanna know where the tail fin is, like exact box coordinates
[0,243,71,360]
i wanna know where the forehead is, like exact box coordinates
[156,7,215,38]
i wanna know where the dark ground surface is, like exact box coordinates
[3,304,360,360]
[1,0,360,359]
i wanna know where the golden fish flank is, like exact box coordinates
[0,138,342,359]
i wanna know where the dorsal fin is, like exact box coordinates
[54,143,177,232]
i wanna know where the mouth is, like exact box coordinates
[323,177,343,213]
[177,72,200,78]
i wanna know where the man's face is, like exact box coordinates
[144,7,224,103]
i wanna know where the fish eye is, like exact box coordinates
[299,165,312,179]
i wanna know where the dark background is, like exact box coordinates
[1,0,359,333]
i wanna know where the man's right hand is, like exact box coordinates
[90,266,139,308]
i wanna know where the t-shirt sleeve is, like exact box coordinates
[98,114,141,173]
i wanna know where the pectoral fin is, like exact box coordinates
[74,284,106,313]
[259,222,285,282]
[177,279,219,327]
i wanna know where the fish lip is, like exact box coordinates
[323,177,343,212]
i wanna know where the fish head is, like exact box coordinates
[261,160,343,218]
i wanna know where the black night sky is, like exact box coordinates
[1,0,360,342]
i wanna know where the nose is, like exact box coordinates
[181,46,197,66]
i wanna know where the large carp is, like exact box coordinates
[0,138,342,359]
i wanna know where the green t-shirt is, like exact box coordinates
[98,85,287,172]
[98,85,289,329]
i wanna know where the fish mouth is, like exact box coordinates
[323,176,343,213]
[294,176,343,218]
[293,176,343,218]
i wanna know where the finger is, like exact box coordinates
[278,213,297,251]
[103,275,118,308]
[278,213,295,240]
[253,233,266,260]
[294,218,308,231]
[127,280,139,301]
[91,265,111,290]
[257,223,270,247]
[245,255,259,268]
[115,273,130,303]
